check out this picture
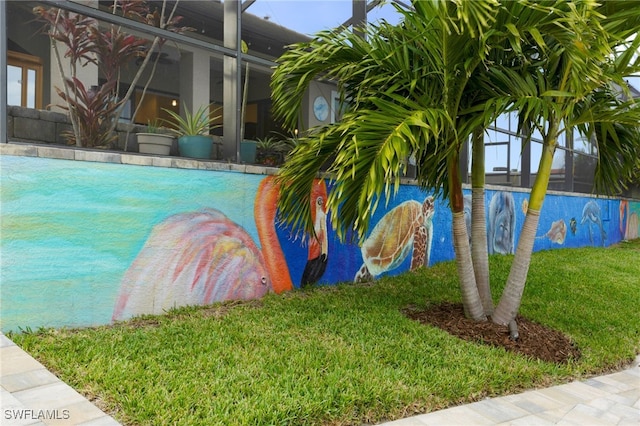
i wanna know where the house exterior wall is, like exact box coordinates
[1,146,637,332]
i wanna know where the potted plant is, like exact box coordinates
[279,133,301,158]
[136,119,175,155]
[162,105,221,159]
[254,136,282,166]
[254,132,302,166]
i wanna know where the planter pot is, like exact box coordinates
[256,148,283,166]
[137,133,174,155]
[178,135,213,160]
[240,140,257,163]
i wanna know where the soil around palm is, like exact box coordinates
[403,302,581,364]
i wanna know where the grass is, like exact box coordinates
[8,240,640,425]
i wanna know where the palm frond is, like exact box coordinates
[271,28,366,130]
[273,0,640,243]
[276,96,453,243]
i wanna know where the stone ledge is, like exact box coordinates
[0,142,280,179]
[151,156,174,168]
[38,109,70,124]
[121,154,155,167]
[2,141,615,199]
[74,150,122,164]
[37,146,76,160]
[0,143,38,157]
[7,105,40,119]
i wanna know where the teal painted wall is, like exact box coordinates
[1,154,638,332]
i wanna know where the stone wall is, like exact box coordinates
[1,144,638,332]
[6,106,144,152]
[6,106,229,158]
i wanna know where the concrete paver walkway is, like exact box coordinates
[1,331,638,425]
[379,356,640,426]
[1,333,120,426]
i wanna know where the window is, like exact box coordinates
[7,51,43,109]
[331,90,349,123]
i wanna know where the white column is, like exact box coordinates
[223,0,241,161]
[179,49,211,124]
[1,0,7,142]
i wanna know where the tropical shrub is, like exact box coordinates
[33,0,190,148]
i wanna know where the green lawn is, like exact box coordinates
[9,240,640,425]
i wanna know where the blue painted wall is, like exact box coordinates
[1,154,638,332]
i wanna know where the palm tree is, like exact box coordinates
[487,1,640,324]
[271,0,640,328]
[273,0,513,322]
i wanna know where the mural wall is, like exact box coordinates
[1,154,638,332]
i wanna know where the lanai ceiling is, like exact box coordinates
[148,0,311,61]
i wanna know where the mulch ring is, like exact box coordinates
[402,302,581,364]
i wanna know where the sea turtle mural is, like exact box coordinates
[570,217,577,235]
[354,196,435,282]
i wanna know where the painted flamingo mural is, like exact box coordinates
[354,196,435,282]
[112,176,328,321]
[299,184,329,288]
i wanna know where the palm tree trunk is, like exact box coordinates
[472,188,492,313]
[453,212,487,320]
[492,128,557,325]
[449,155,486,321]
[471,128,493,315]
[491,208,540,325]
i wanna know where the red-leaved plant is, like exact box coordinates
[33,1,191,148]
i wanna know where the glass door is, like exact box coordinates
[7,51,42,109]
